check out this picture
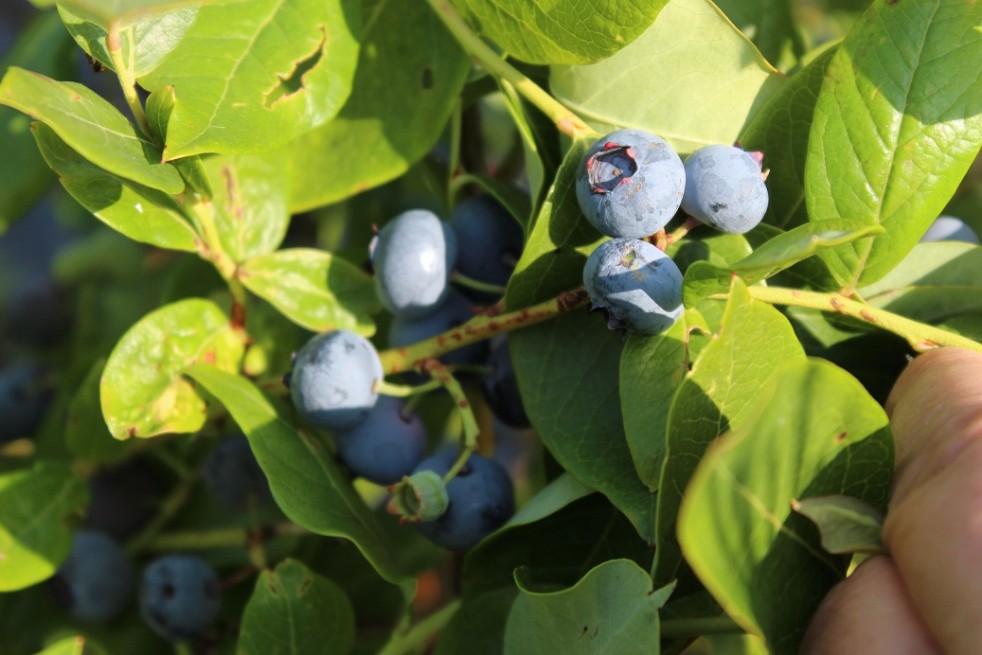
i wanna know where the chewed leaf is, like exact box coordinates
[792,495,886,555]
[101,299,245,439]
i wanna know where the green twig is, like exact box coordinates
[106,24,153,139]
[378,287,590,374]
[423,0,596,140]
[376,600,462,655]
[417,358,479,483]
[735,286,982,353]
[447,100,463,210]
[378,379,443,398]
[141,523,308,552]
[452,271,508,295]
[659,616,744,639]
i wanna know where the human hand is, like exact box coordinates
[802,348,982,654]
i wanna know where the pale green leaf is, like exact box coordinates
[792,494,885,555]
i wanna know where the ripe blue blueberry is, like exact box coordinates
[373,209,458,318]
[0,361,48,443]
[921,215,980,245]
[203,435,271,509]
[576,129,685,239]
[412,449,514,551]
[52,531,134,623]
[681,145,769,234]
[449,195,524,299]
[334,396,427,485]
[289,330,384,431]
[583,238,683,336]
[140,555,221,642]
[388,289,486,370]
[481,339,530,429]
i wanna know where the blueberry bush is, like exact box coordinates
[1,0,980,653]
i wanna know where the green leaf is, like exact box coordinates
[620,308,709,491]
[101,299,244,440]
[66,359,132,465]
[511,310,656,542]
[792,495,886,555]
[805,0,982,287]
[435,589,518,655]
[201,152,290,262]
[0,13,76,233]
[239,559,356,655]
[653,278,806,587]
[453,173,531,233]
[550,0,784,155]
[683,219,885,302]
[32,123,198,252]
[35,0,202,28]
[57,4,198,76]
[138,0,360,159]
[504,560,674,654]
[714,0,803,66]
[238,249,378,335]
[33,635,109,655]
[285,0,470,212]
[0,462,88,592]
[452,0,667,65]
[0,68,184,194]
[496,83,551,218]
[859,242,982,323]
[184,365,408,584]
[740,48,836,230]
[678,359,894,654]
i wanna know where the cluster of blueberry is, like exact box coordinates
[288,196,527,551]
[577,129,770,335]
[51,435,270,643]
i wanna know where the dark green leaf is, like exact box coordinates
[0,13,76,233]
[860,242,982,323]
[434,589,518,655]
[0,462,87,591]
[138,0,360,159]
[66,359,132,465]
[511,310,656,542]
[202,152,290,262]
[678,359,894,654]
[792,494,885,555]
[620,308,710,490]
[503,560,673,654]
[452,0,666,65]
[238,249,378,335]
[654,278,805,587]
[239,559,356,655]
[741,48,836,230]
[185,365,409,584]
[32,123,198,252]
[0,67,184,194]
[453,173,532,233]
[550,0,784,155]
[286,0,469,212]
[806,0,982,287]
[714,0,803,66]
[101,299,245,439]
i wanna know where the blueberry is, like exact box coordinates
[583,238,683,336]
[481,339,530,428]
[51,531,134,623]
[576,129,685,239]
[449,195,524,298]
[373,209,458,318]
[681,145,769,234]
[412,449,514,551]
[0,361,49,443]
[921,215,980,245]
[203,434,271,509]
[139,555,221,642]
[289,330,384,431]
[334,396,427,485]
[388,290,486,369]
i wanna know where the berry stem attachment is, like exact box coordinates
[418,358,480,471]
[667,216,703,246]
[423,0,597,140]
[106,24,153,141]
[733,285,982,353]
[378,287,590,374]
[451,271,508,295]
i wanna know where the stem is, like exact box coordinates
[141,523,308,552]
[106,24,153,139]
[668,216,702,246]
[738,286,982,353]
[423,0,596,140]
[152,445,192,479]
[376,600,462,655]
[378,379,443,398]
[125,472,201,555]
[659,616,744,639]
[452,271,508,295]
[379,287,590,374]
[447,100,462,210]
[417,358,480,482]
[189,200,237,280]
